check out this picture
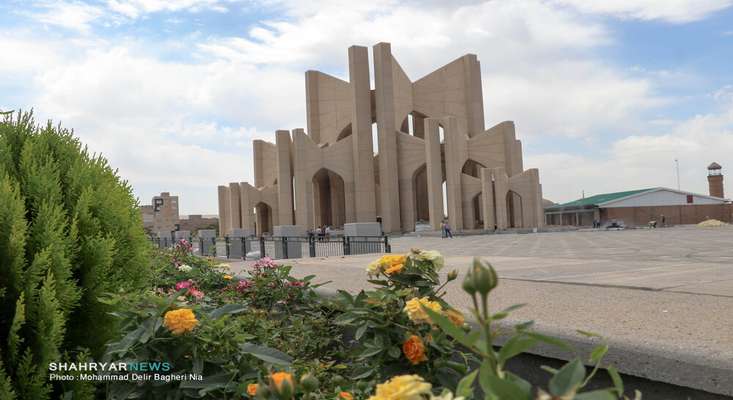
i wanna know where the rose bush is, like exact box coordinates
[100,245,636,399]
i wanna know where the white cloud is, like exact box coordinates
[29,1,104,32]
[1,0,726,213]
[553,0,733,23]
[106,0,227,19]
[531,95,733,203]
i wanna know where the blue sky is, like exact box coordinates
[1,0,732,214]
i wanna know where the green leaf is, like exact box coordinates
[525,332,573,352]
[358,346,384,359]
[240,343,292,365]
[498,335,537,366]
[549,358,585,396]
[501,303,527,313]
[607,366,624,396]
[577,330,603,338]
[355,324,368,340]
[574,390,617,400]
[483,374,531,400]
[209,303,247,319]
[589,344,609,364]
[456,369,478,397]
[423,305,477,350]
[387,346,401,359]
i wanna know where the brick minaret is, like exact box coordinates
[707,162,724,198]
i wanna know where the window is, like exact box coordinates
[686,195,693,204]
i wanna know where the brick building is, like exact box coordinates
[545,163,730,227]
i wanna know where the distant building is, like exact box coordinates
[546,162,731,227]
[140,193,218,236]
[178,214,219,234]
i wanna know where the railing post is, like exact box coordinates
[241,237,247,260]
[309,235,316,257]
[199,238,204,255]
[384,236,391,253]
[343,236,350,256]
[282,237,289,259]
[225,236,230,259]
[259,236,265,259]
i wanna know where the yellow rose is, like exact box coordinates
[384,263,404,275]
[402,335,428,365]
[163,308,198,335]
[247,383,258,396]
[445,309,465,327]
[403,297,442,325]
[411,249,444,270]
[270,371,294,392]
[367,254,407,277]
[366,260,383,277]
[368,375,432,400]
[223,274,233,280]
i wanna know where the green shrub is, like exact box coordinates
[0,111,151,399]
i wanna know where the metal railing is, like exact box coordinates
[151,235,390,260]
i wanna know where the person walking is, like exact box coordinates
[440,222,447,238]
[444,221,453,238]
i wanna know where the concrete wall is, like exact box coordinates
[602,204,733,226]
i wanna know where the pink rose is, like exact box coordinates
[175,280,193,290]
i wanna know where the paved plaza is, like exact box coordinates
[229,226,733,396]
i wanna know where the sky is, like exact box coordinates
[1,0,732,214]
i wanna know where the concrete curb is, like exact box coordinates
[316,287,733,397]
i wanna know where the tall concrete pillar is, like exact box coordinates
[240,182,255,231]
[253,140,266,188]
[462,54,485,137]
[292,130,314,229]
[480,168,495,230]
[373,42,401,233]
[217,185,231,236]
[443,117,463,231]
[493,168,509,229]
[348,46,378,223]
[305,71,321,144]
[424,118,444,230]
[275,130,294,225]
[229,183,242,232]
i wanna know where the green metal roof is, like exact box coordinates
[546,188,654,210]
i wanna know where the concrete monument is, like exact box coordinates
[218,43,544,235]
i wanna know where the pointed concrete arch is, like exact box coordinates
[311,168,347,228]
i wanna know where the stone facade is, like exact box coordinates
[141,192,179,235]
[218,43,544,235]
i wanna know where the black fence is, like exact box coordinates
[150,235,390,260]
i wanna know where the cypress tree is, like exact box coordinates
[0,111,151,398]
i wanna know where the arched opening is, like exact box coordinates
[337,123,352,141]
[412,165,429,224]
[472,192,483,228]
[506,190,523,228]
[400,111,427,138]
[254,202,273,236]
[312,168,346,229]
[461,159,486,178]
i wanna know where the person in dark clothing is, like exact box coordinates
[444,222,453,238]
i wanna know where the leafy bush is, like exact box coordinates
[0,111,151,399]
[101,291,292,398]
[335,250,471,389]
